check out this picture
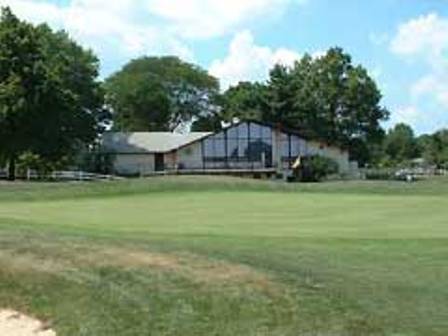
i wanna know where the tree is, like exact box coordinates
[37,25,107,129]
[190,110,223,132]
[214,48,389,165]
[383,123,418,164]
[0,7,105,180]
[105,56,219,132]
[432,130,448,168]
[294,49,388,154]
[223,82,267,117]
[192,81,270,132]
[0,7,51,180]
[418,130,448,168]
[264,64,296,126]
[145,47,389,165]
[34,25,107,161]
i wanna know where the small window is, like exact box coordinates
[249,123,262,138]
[261,125,272,139]
[291,136,301,157]
[227,138,239,159]
[237,123,249,139]
[214,131,225,139]
[227,126,238,139]
[280,132,289,141]
[238,138,249,158]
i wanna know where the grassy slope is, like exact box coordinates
[0,176,447,335]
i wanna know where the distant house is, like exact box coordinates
[101,120,356,176]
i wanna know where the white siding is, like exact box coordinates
[177,142,203,170]
[323,147,350,173]
[304,141,350,173]
[305,140,323,156]
[113,154,155,175]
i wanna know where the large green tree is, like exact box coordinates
[35,25,107,160]
[417,130,448,168]
[264,64,297,126]
[288,48,388,157]
[221,82,267,119]
[0,7,105,179]
[105,56,219,132]
[217,48,389,165]
[383,123,419,164]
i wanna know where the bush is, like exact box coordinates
[365,171,394,181]
[294,156,339,182]
[365,169,419,182]
[16,152,70,178]
[79,152,115,174]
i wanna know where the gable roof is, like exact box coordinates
[236,119,349,150]
[101,132,212,154]
[101,119,348,155]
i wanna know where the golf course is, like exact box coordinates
[0,176,447,335]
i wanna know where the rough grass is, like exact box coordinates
[0,176,447,335]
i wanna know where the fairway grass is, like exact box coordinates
[0,176,447,335]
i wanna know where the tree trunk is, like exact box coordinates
[8,155,16,181]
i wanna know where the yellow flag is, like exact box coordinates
[292,156,301,169]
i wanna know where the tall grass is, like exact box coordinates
[1,175,447,203]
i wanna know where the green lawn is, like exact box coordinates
[0,176,447,335]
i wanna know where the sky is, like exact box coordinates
[1,0,447,134]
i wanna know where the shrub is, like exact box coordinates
[79,152,115,175]
[365,171,394,181]
[16,152,70,178]
[294,155,339,182]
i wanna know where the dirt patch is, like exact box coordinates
[0,252,66,275]
[1,243,282,295]
[0,310,55,336]
[87,248,277,292]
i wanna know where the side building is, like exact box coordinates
[100,120,357,177]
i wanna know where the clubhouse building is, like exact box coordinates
[101,120,357,177]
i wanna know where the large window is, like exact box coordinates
[281,133,306,166]
[290,135,301,157]
[247,123,272,166]
[225,123,249,161]
[281,133,290,160]
[203,131,226,163]
[203,122,273,169]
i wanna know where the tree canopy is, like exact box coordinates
[5,8,440,173]
[417,130,448,168]
[383,123,419,164]
[0,7,105,179]
[220,81,268,121]
[373,123,448,168]
[198,48,389,165]
[104,56,219,132]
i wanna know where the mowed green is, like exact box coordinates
[0,177,447,335]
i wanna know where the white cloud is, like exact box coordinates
[390,13,448,131]
[392,105,422,126]
[369,65,383,81]
[369,32,389,46]
[0,0,195,63]
[411,74,448,108]
[0,0,64,25]
[390,102,448,134]
[209,30,301,89]
[147,0,307,39]
[0,0,308,68]
[391,13,448,65]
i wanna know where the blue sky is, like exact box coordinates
[1,0,447,134]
